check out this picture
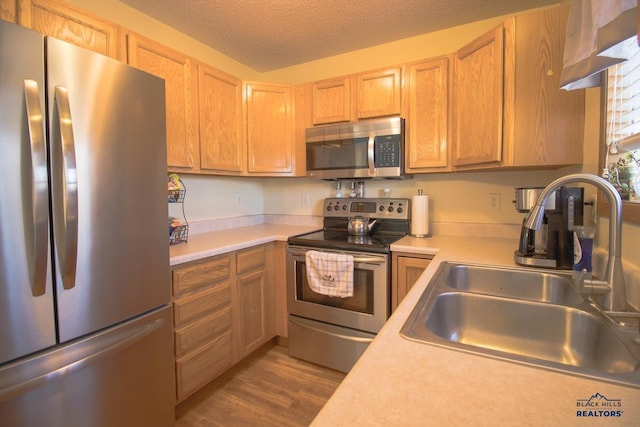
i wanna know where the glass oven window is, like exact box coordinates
[295,262,374,314]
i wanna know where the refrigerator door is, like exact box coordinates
[46,38,170,342]
[0,306,175,427]
[0,21,56,363]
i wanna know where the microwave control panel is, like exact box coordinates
[374,135,400,167]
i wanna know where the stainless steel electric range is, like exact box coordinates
[286,197,410,372]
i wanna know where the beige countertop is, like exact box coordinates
[169,224,319,265]
[313,235,640,427]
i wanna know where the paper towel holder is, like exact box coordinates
[410,189,431,238]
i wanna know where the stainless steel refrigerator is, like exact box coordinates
[0,20,174,426]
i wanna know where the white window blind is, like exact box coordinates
[605,43,640,201]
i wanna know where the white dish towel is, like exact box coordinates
[305,250,354,298]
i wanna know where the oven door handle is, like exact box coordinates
[352,256,386,265]
[288,247,386,265]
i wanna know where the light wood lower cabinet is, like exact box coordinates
[391,252,433,311]
[172,255,233,401]
[235,245,275,359]
[171,244,276,403]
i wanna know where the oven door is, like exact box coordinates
[286,245,389,333]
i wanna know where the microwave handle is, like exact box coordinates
[367,131,375,177]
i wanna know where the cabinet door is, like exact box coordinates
[1,0,17,22]
[198,63,244,173]
[507,6,584,167]
[18,0,122,59]
[236,268,271,358]
[356,67,402,119]
[392,255,431,311]
[452,25,504,167]
[235,245,275,358]
[128,33,198,170]
[312,76,351,124]
[175,332,232,401]
[245,82,294,174]
[405,57,450,172]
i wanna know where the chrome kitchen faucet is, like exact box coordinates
[523,173,627,312]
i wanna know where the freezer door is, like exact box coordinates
[46,38,171,342]
[0,306,175,427]
[0,21,56,363]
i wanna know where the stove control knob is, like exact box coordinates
[388,206,394,212]
[326,205,332,211]
[379,205,385,212]
[397,207,403,214]
[342,205,347,210]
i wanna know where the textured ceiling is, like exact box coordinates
[120,0,561,72]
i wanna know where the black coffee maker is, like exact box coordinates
[514,186,584,269]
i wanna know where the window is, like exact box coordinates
[604,44,640,203]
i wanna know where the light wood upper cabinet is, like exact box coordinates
[404,56,450,172]
[18,0,123,59]
[356,66,402,119]
[128,33,199,171]
[505,5,583,167]
[1,0,17,22]
[452,26,504,167]
[312,76,351,125]
[452,5,584,170]
[245,82,295,174]
[198,63,244,173]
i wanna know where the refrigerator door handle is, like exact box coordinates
[23,80,48,297]
[0,317,166,402]
[53,86,78,290]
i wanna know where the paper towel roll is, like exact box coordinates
[411,193,430,237]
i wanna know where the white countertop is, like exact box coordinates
[313,235,640,427]
[169,224,319,265]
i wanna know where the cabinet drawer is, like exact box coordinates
[172,255,231,296]
[236,245,266,275]
[173,281,231,327]
[176,332,232,401]
[174,307,232,357]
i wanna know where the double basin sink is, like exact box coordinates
[400,262,640,388]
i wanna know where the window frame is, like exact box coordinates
[598,71,640,223]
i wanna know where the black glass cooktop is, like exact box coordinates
[288,230,405,253]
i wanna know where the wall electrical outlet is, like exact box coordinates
[301,193,310,207]
[235,193,243,206]
[488,193,501,211]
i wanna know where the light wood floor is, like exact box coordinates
[175,341,346,426]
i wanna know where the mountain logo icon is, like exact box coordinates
[577,392,622,409]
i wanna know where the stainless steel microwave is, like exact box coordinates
[305,117,408,179]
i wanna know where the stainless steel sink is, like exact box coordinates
[444,263,583,304]
[401,262,640,388]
